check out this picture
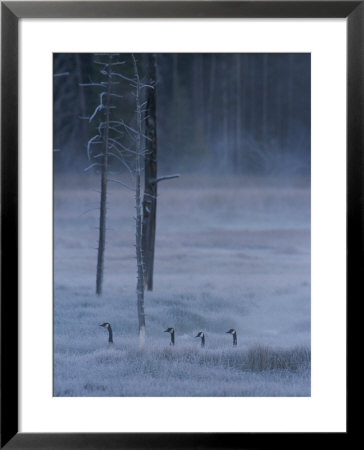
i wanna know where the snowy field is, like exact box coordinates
[53,173,311,397]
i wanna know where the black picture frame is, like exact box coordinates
[1,1,355,448]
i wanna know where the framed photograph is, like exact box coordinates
[1,1,354,448]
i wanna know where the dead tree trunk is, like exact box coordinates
[141,55,179,291]
[142,54,157,291]
[75,54,89,147]
[222,57,229,168]
[262,54,268,147]
[207,54,216,159]
[132,55,146,347]
[96,56,112,295]
[235,54,241,171]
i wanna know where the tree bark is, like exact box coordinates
[206,54,216,160]
[96,55,112,296]
[142,54,158,291]
[222,57,229,168]
[75,54,89,147]
[235,54,241,171]
[193,54,204,139]
[262,54,268,147]
[132,55,146,347]
[286,53,294,154]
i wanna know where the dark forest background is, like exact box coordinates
[53,53,310,175]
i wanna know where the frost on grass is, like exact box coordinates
[54,174,310,397]
[53,344,310,397]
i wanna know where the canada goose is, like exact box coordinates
[100,322,113,344]
[195,331,205,348]
[164,327,175,346]
[226,328,237,346]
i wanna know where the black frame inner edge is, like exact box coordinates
[1,1,356,448]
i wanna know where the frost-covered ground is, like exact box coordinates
[53,174,310,397]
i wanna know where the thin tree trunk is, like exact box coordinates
[172,54,178,99]
[222,57,229,168]
[207,54,215,154]
[142,54,157,291]
[262,54,268,147]
[193,54,204,140]
[208,55,216,116]
[250,56,257,141]
[286,53,294,153]
[235,54,241,172]
[75,54,88,146]
[243,56,249,134]
[132,54,146,347]
[96,55,112,296]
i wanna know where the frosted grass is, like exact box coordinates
[54,343,310,397]
[54,174,310,396]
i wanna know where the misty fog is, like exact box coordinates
[53,53,310,397]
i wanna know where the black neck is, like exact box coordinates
[233,333,237,346]
[201,335,205,348]
[108,327,113,343]
[171,331,175,346]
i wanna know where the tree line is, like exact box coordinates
[54,53,310,176]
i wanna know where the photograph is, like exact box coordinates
[53,52,311,397]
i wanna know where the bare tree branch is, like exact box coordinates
[153,174,180,184]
